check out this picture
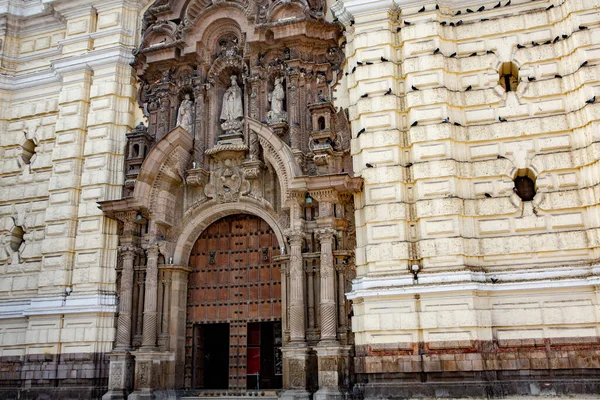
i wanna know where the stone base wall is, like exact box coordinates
[355,339,600,398]
[0,353,108,400]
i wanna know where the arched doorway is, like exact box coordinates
[185,214,283,392]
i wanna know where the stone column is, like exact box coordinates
[307,265,316,330]
[141,244,160,349]
[316,228,337,343]
[281,230,311,400]
[285,230,306,343]
[115,246,137,350]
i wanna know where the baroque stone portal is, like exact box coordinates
[100,0,360,399]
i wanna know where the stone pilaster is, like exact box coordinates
[280,347,311,400]
[102,351,134,400]
[141,244,160,349]
[316,227,338,344]
[314,346,351,400]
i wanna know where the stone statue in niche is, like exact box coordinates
[267,77,287,124]
[220,75,244,136]
[176,93,194,133]
[249,130,260,160]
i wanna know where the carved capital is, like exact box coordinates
[115,211,140,236]
[146,244,160,259]
[284,229,305,246]
[119,245,142,261]
[315,228,336,243]
[309,188,339,203]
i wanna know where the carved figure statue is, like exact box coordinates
[176,94,194,132]
[220,75,244,135]
[267,78,287,124]
[220,75,243,122]
[249,130,260,159]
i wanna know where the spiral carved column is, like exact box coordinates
[285,230,306,343]
[316,228,337,343]
[141,244,160,349]
[115,246,138,350]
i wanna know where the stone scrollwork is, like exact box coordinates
[204,151,250,203]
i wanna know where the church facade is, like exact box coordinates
[1,0,600,399]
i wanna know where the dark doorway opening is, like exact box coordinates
[193,323,230,389]
[247,321,282,390]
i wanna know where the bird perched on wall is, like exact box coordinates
[411,121,419,127]
[498,155,507,159]
[366,61,373,65]
[436,4,439,9]
[580,61,589,68]
[397,27,402,32]
[543,40,551,45]
[505,0,511,6]
[456,10,461,15]
[579,25,588,30]
[517,44,525,49]
[466,8,473,13]
[404,20,412,25]
[562,34,569,39]
[553,36,560,43]
[441,117,450,123]
[486,50,495,54]
[411,85,420,91]
[490,277,499,283]
[470,52,477,57]
[384,88,393,95]
[478,6,485,11]
[546,4,554,10]
[352,66,357,73]
[555,74,562,78]
[449,52,457,57]
[532,41,539,46]
[365,163,375,168]
[586,96,596,104]
[380,56,389,62]
[361,93,369,98]
[494,1,501,7]
[456,20,463,26]
[465,85,472,91]
[528,76,536,81]
[484,193,492,198]
[350,20,355,26]
[418,6,425,12]
[499,116,508,122]
[449,22,455,27]
[357,128,366,137]
[405,162,413,167]
[453,121,462,126]
[356,61,363,65]
[440,21,447,26]
[434,48,440,54]
[481,18,489,21]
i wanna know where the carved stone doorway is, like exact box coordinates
[185,214,283,392]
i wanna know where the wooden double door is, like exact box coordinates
[185,214,283,391]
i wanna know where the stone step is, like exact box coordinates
[181,390,279,400]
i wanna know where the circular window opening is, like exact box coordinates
[514,175,536,201]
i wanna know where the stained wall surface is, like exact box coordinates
[332,0,600,396]
[0,0,148,396]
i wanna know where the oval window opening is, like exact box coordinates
[515,176,535,201]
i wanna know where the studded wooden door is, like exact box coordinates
[185,214,283,391]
